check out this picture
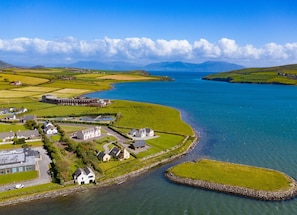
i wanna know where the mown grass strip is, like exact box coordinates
[169,159,292,191]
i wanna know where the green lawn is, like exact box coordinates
[0,171,38,186]
[168,159,292,191]
[0,123,28,132]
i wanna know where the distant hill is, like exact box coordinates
[202,64,297,86]
[143,61,244,72]
[0,60,14,69]
[67,60,244,72]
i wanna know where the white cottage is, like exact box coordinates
[97,151,111,162]
[129,127,154,138]
[43,121,58,135]
[76,126,101,140]
[73,167,95,185]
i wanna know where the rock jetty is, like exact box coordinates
[164,171,297,201]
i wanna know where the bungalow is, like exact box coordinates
[77,126,101,140]
[97,151,111,162]
[73,166,95,185]
[131,140,146,150]
[43,121,58,135]
[0,131,14,142]
[22,115,37,123]
[16,130,40,140]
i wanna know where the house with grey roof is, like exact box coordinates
[97,151,111,162]
[129,127,154,138]
[109,147,130,160]
[76,126,101,140]
[131,140,146,150]
[43,121,58,135]
[16,129,40,140]
[0,131,14,142]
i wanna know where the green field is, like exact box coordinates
[203,64,297,85]
[168,159,292,191]
[0,171,38,186]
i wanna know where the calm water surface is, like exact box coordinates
[2,72,297,215]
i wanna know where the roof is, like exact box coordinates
[0,131,14,139]
[77,126,100,135]
[97,151,106,160]
[73,166,94,178]
[109,147,121,157]
[23,115,36,121]
[16,130,39,138]
[132,140,146,148]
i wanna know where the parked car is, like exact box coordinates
[15,184,24,189]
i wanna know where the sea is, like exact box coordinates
[1,71,297,215]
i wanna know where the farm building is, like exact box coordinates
[0,148,39,175]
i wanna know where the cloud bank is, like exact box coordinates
[1,37,297,66]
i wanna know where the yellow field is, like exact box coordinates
[11,68,61,73]
[96,74,156,81]
[0,74,48,85]
[75,73,105,78]
[0,90,39,98]
[11,86,60,92]
[53,88,91,94]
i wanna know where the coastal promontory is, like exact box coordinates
[165,159,297,201]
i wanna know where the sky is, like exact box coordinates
[1,0,297,67]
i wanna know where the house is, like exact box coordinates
[129,128,154,138]
[73,166,95,185]
[10,80,22,86]
[43,121,58,135]
[109,147,130,160]
[97,151,111,162]
[109,147,121,158]
[16,130,40,140]
[131,140,146,150]
[0,131,15,142]
[22,115,37,123]
[76,126,101,140]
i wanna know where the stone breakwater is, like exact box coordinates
[164,172,297,201]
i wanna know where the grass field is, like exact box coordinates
[0,90,40,98]
[203,64,297,85]
[0,74,48,85]
[0,123,28,132]
[168,159,292,191]
[0,171,38,186]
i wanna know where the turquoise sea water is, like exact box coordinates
[2,72,297,214]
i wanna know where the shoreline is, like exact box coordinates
[164,165,297,201]
[0,129,199,207]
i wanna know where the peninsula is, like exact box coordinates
[0,66,197,206]
[202,63,297,86]
[165,159,297,201]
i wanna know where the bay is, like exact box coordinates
[1,71,297,214]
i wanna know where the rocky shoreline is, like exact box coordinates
[164,171,297,201]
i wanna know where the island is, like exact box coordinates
[165,159,297,201]
[202,64,297,85]
[0,66,197,206]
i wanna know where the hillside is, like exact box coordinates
[0,60,14,69]
[144,61,244,72]
[202,64,297,85]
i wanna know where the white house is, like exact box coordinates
[73,167,95,185]
[77,126,101,140]
[16,130,40,140]
[129,128,154,138]
[43,121,58,135]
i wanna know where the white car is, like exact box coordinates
[15,184,24,189]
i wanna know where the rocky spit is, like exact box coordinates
[164,171,297,201]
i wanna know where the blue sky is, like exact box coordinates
[1,0,297,67]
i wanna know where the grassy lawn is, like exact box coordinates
[0,171,38,186]
[203,64,297,85]
[169,159,292,191]
[0,123,28,132]
[0,141,44,150]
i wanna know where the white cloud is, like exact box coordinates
[0,37,297,66]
